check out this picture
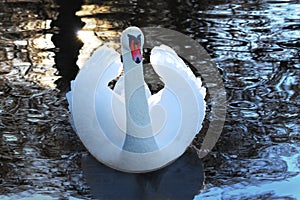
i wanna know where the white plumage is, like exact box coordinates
[67,27,206,173]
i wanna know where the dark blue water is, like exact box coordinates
[0,0,299,199]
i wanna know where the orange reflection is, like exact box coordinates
[20,19,52,31]
[76,4,120,68]
[76,28,102,68]
[30,34,55,50]
[76,5,111,16]
[0,2,58,88]
[27,33,58,88]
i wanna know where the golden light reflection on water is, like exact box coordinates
[76,5,120,68]
[27,33,57,88]
[20,19,52,31]
[26,33,58,88]
[1,2,123,88]
[30,34,55,50]
[76,29,102,68]
[76,5,112,16]
[0,2,58,88]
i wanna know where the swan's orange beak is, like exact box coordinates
[128,34,142,64]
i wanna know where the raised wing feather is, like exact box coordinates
[149,45,206,148]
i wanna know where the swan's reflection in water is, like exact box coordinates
[82,148,204,200]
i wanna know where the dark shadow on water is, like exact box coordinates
[82,148,204,200]
[51,0,84,92]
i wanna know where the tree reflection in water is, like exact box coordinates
[51,0,83,92]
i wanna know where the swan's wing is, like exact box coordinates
[67,46,125,132]
[66,80,76,131]
[67,46,132,169]
[148,44,206,157]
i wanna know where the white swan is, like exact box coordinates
[67,27,206,173]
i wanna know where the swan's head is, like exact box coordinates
[121,27,144,64]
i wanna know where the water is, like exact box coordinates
[0,0,299,199]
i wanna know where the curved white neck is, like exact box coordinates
[122,51,153,138]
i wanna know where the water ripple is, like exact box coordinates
[0,0,299,199]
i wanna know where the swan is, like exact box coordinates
[66,26,206,173]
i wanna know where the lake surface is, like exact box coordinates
[0,0,299,199]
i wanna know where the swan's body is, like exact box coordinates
[67,27,206,173]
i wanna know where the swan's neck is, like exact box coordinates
[122,52,153,138]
